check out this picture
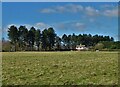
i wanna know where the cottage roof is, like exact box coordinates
[76,44,85,48]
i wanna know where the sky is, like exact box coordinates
[2,2,119,41]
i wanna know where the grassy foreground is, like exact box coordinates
[2,51,118,85]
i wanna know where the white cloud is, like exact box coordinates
[103,8,118,17]
[40,4,99,16]
[100,4,115,9]
[85,5,118,17]
[40,4,84,13]
[73,22,86,30]
[85,6,99,16]
[40,8,56,13]
[99,4,118,17]
[3,22,52,36]
[7,24,33,30]
[65,4,83,13]
[35,23,46,28]
[7,24,29,28]
[55,6,66,13]
[7,24,17,28]
[40,4,118,18]
[3,24,31,39]
[34,22,51,30]
[4,22,86,38]
[54,21,86,32]
[6,22,51,31]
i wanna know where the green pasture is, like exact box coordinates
[2,51,118,85]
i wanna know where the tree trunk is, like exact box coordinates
[15,43,16,52]
[37,45,39,51]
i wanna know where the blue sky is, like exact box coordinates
[2,2,118,41]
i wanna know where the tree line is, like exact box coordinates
[2,25,119,52]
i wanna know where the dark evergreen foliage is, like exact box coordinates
[6,25,119,51]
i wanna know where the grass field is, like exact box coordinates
[2,51,118,85]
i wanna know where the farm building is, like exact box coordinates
[76,44,88,51]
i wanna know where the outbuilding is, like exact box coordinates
[76,44,88,51]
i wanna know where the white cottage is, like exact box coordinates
[76,44,88,51]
